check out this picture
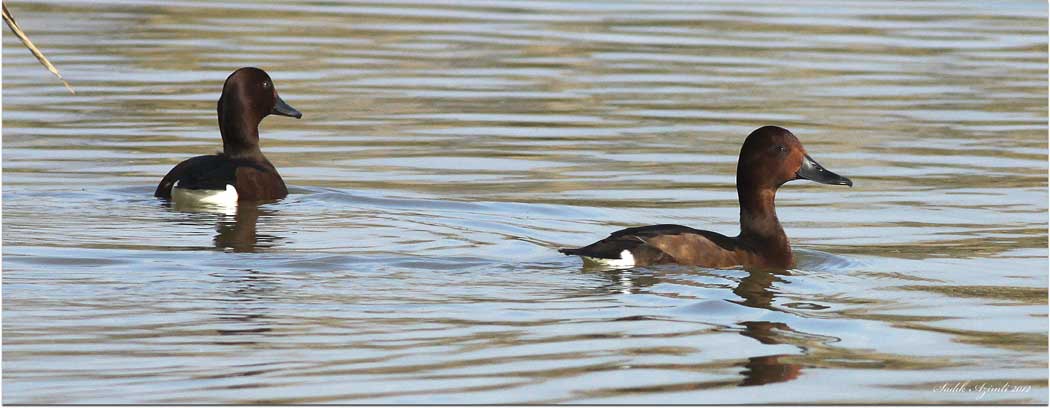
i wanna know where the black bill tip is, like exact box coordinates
[797,154,852,187]
[272,95,302,119]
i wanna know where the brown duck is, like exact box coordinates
[155,67,302,204]
[559,126,853,270]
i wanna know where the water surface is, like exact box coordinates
[3,0,1047,404]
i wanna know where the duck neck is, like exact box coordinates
[737,183,792,264]
[219,110,264,160]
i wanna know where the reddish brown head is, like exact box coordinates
[736,126,852,191]
[217,67,301,156]
[733,126,852,269]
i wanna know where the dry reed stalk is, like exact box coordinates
[3,3,75,94]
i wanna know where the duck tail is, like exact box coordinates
[558,247,584,256]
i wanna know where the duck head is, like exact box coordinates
[217,67,301,157]
[736,126,852,190]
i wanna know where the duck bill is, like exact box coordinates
[271,95,302,119]
[796,154,853,187]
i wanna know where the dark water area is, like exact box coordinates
[3,0,1047,403]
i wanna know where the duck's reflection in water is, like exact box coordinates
[593,267,807,387]
[738,321,803,386]
[210,205,284,344]
[164,200,284,350]
[212,203,283,253]
[731,270,802,385]
[166,199,284,253]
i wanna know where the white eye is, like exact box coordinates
[262,81,271,89]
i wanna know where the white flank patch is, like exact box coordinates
[581,249,636,268]
[172,184,239,205]
[171,184,238,214]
